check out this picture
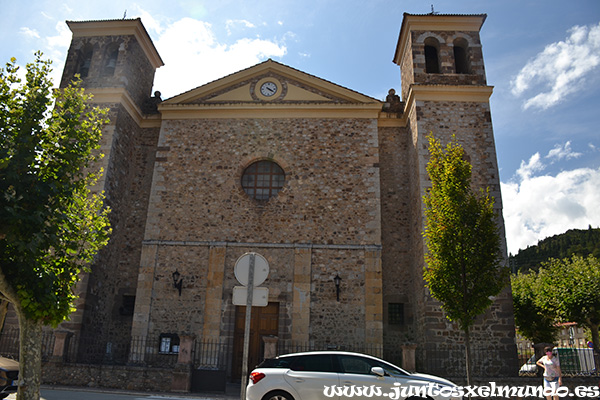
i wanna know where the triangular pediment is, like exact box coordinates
[161,59,380,107]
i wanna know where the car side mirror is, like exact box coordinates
[371,367,385,377]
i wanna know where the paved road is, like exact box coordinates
[5,387,238,400]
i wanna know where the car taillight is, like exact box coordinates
[250,372,265,384]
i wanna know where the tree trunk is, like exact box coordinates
[16,312,43,400]
[590,323,600,369]
[464,327,472,386]
[0,300,8,331]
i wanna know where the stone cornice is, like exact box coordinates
[66,18,164,69]
[85,87,162,128]
[142,239,382,251]
[405,84,493,107]
[158,102,383,120]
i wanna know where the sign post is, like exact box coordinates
[240,253,254,400]
[234,252,269,400]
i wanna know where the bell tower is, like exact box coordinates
[57,19,164,349]
[393,13,517,375]
[394,13,488,101]
[60,18,163,108]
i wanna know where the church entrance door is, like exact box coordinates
[232,302,279,380]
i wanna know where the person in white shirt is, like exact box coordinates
[536,346,563,400]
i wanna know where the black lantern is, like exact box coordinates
[333,274,342,301]
[172,269,183,296]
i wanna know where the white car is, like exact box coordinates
[519,354,537,374]
[246,351,461,400]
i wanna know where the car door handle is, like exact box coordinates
[294,378,305,383]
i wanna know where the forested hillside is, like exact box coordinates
[509,226,600,273]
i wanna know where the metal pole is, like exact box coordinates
[240,253,255,400]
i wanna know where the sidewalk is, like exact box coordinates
[38,382,242,399]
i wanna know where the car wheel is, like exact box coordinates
[261,390,295,400]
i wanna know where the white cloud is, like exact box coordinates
[516,152,544,181]
[20,27,40,39]
[502,167,600,254]
[44,21,72,87]
[545,141,582,162]
[152,17,286,98]
[226,19,256,35]
[131,6,164,36]
[502,142,600,254]
[510,22,600,110]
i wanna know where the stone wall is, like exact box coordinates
[42,362,172,392]
[378,124,417,357]
[406,96,516,374]
[64,102,160,350]
[144,118,381,245]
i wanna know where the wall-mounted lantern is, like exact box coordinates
[172,269,183,296]
[333,274,342,302]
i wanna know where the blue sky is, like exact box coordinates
[1,0,599,254]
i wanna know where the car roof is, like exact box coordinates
[0,356,19,370]
[264,351,410,375]
[274,351,403,366]
[276,351,377,358]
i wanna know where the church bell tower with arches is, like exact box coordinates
[388,12,516,375]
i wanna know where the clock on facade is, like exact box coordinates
[260,81,278,97]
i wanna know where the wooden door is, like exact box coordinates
[232,302,279,380]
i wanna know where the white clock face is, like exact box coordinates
[260,81,278,97]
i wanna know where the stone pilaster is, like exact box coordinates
[202,246,226,340]
[130,244,157,339]
[365,248,383,345]
[291,245,311,343]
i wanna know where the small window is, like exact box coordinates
[424,38,440,74]
[102,43,120,76]
[241,160,285,201]
[77,44,93,78]
[453,38,470,74]
[119,295,136,316]
[159,333,180,354]
[388,303,404,325]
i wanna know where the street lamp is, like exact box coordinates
[172,269,183,296]
[333,274,342,301]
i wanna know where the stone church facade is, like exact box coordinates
[5,12,518,382]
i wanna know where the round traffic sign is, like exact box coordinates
[234,252,269,286]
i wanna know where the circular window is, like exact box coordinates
[241,160,285,201]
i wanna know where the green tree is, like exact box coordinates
[536,255,600,352]
[422,134,508,385]
[511,271,558,343]
[0,53,110,400]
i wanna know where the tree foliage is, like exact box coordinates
[422,134,508,384]
[0,52,110,324]
[0,52,110,399]
[538,255,600,349]
[423,134,507,329]
[511,271,558,343]
[509,226,600,273]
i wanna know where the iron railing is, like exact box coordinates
[516,343,598,377]
[1,328,597,377]
[0,329,55,361]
